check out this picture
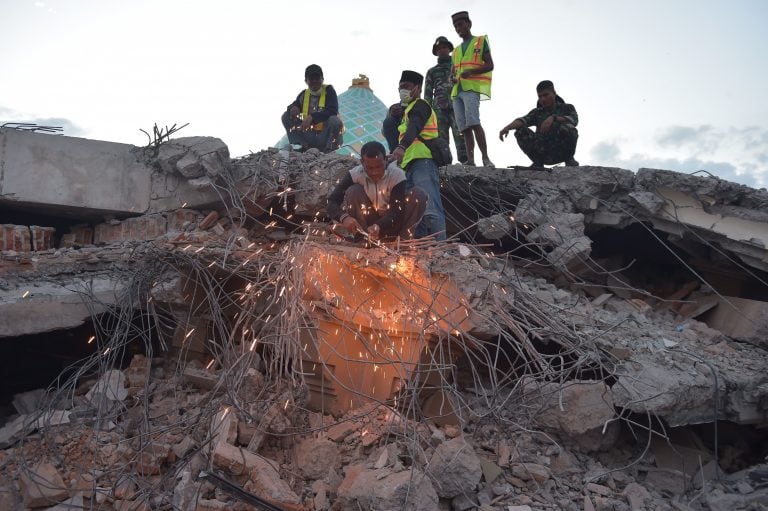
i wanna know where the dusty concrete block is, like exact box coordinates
[42,495,84,511]
[533,380,618,452]
[296,437,341,480]
[700,296,768,348]
[157,137,230,178]
[622,482,651,510]
[0,224,31,251]
[326,421,359,442]
[510,463,550,484]
[183,367,219,390]
[427,437,483,498]
[214,443,301,504]
[477,214,513,239]
[336,465,437,511]
[86,369,128,405]
[19,462,69,508]
[12,388,45,415]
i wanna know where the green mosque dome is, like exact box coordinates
[275,74,389,157]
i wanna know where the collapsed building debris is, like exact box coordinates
[1,127,767,510]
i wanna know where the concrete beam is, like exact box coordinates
[0,128,151,215]
[0,276,125,338]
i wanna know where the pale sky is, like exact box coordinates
[2,0,767,187]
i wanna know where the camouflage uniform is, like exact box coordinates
[515,98,578,165]
[425,56,468,163]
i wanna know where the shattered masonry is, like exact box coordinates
[0,127,767,510]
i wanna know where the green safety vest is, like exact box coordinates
[398,100,438,168]
[451,35,492,99]
[302,85,326,132]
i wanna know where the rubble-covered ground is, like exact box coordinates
[1,138,768,511]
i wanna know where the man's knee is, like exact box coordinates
[281,110,294,131]
[406,187,428,213]
[343,184,367,206]
[325,115,342,131]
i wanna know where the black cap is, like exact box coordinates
[305,64,323,78]
[536,80,555,92]
[451,11,470,23]
[432,36,454,56]
[400,70,424,87]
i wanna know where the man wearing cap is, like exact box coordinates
[450,10,494,168]
[391,70,447,241]
[327,141,426,241]
[499,80,579,167]
[425,36,468,164]
[281,64,343,152]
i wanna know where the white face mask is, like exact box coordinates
[398,88,412,105]
[309,87,322,97]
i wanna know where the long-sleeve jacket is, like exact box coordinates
[326,162,407,232]
[424,56,453,110]
[398,98,432,149]
[518,96,578,131]
[285,84,339,124]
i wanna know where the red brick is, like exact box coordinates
[30,226,55,251]
[70,224,94,245]
[128,215,166,240]
[167,209,201,232]
[94,215,167,244]
[94,222,124,245]
[0,224,31,252]
[199,211,220,230]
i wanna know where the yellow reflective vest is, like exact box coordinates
[302,85,326,132]
[451,35,492,99]
[398,99,438,169]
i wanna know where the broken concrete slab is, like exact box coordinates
[295,437,341,480]
[700,296,768,348]
[156,136,231,179]
[0,275,126,338]
[336,464,438,511]
[86,369,128,405]
[532,380,619,452]
[0,128,151,215]
[427,437,482,498]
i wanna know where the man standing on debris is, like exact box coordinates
[450,11,494,168]
[281,64,343,152]
[327,141,426,241]
[499,80,579,167]
[391,70,447,241]
[426,36,468,165]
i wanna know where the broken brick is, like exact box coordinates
[19,462,69,508]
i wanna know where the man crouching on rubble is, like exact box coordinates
[281,64,343,152]
[499,80,579,167]
[328,141,426,241]
[391,70,448,240]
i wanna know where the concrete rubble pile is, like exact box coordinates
[1,128,767,510]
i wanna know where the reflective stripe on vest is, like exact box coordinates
[451,35,492,99]
[397,100,438,169]
[302,85,326,132]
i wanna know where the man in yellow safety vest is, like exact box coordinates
[391,70,447,240]
[281,64,343,152]
[450,11,494,168]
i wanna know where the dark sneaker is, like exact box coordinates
[529,162,544,168]
[565,158,579,166]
